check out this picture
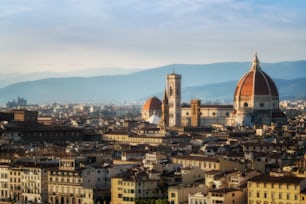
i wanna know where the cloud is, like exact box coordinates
[0,0,306,73]
[0,4,32,18]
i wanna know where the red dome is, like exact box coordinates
[143,97,162,111]
[234,55,279,98]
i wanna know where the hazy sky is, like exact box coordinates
[1,0,306,74]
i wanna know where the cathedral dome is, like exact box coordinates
[234,54,279,98]
[233,54,282,126]
[143,96,162,111]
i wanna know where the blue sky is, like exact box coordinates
[1,0,306,74]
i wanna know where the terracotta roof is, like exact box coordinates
[234,55,279,98]
[210,188,240,193]
[249,175,306,184]
[143,96,162,111]
[174,155,219,162]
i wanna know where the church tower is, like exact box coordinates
[160,89,169,130]
[166,73,181,127]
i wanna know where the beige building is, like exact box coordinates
[0,164,10,200]
[20,164,51,203]
[173,155,245,172]
[247,175,306,204]
[181,100,235,127]
[188,188,246,204]
[168,184,208,204]
[8,166,22,201]
[180,167,206,185]
[48,158,89,204]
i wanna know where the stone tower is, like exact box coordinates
[166,73,181,127]
[160,89,169,130]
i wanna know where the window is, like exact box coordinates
[170,87,173,96]
[171,193,176,198]
[260,102,264,107]
[244,102,248,107]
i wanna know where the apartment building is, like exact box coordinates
[247,175,306,204]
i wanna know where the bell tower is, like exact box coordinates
[166,73,181,127]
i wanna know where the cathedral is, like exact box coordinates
[142,54,287,128]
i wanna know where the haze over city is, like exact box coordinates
[1,0,306,75]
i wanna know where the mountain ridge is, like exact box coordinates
[0,61,305,104]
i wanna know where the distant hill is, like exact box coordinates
[0,61,305,104]
[181,78,306,103]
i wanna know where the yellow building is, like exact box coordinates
[103,132,190,146]
[111,171,164,204]
[247,175,306,204]
[172,155,245,172]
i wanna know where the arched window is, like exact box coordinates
[244,102,248,107]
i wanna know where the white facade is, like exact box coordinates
[166,73,181,127]
[0,164,10,200]
[21,166,48,203]
[181,105,235,127]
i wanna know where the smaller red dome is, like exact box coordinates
[143,97,162,111]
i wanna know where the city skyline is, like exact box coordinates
[1,0,306,74]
